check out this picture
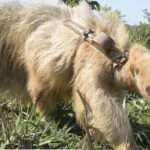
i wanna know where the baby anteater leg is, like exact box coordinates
[27,72,58,117]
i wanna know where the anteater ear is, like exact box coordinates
[93,32,115,51]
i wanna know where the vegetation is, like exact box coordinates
[128,8,150,49]
[0,91,150,149]
[63,0,100,10]
[129,24,150,49]
[0,0,150,149]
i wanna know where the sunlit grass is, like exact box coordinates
[0,91,150,149]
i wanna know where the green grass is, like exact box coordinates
[0,91,150,149]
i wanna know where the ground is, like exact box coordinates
[0,90,150,149]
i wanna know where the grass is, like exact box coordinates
[0,91,150,149]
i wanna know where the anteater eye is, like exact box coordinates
[130,66,140,77]
[135,68,140,74]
